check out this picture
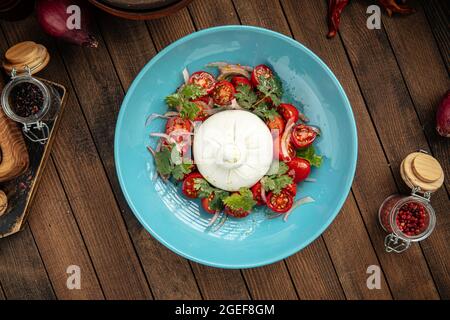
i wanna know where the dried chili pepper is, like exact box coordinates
[327,0,350,38]
[377,0,415,17]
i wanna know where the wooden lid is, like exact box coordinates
[2,41,50,75]
[400,152,444,193]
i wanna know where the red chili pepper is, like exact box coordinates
[377,0,415,17]
[327,0,350,39]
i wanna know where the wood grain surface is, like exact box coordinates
[0,0,447,300]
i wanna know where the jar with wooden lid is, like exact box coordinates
[378,151,444,253]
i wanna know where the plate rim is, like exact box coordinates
[114,25,358,269]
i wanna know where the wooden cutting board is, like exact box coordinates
[0,104,29,182]
[0,78,67,237]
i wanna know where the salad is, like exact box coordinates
[146,62,323,228]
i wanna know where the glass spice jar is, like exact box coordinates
[1,67,51,144]
[378,151,443,253]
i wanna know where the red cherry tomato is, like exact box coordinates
[211,80,235,105]
[165,116,192,134]
[291,124,317,149]
[251,64,273,87]
[287,157,311,183]
[278,103,299,123]
[266,115,285,134]
[188,71,216,93]
[251,182,265,205]
[284,182,297,196]
[201,194,217,214]
[224,205,251,218]
[231,76,252,89]
[192,99,212,121]
[182,172,203,198]
[267,191,294,213]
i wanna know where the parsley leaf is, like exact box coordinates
[261,173,293,194]
[256,75,283,107]
[253,102,280,120]
[154,146,192,179]
[194,178,229,211]
[260,162,293,194]
[165,83,206,120]
[235,84,257,109]
[223,187,256,211]
[154,148,172,176]
[297,145,323,167]
[172,161,193,180]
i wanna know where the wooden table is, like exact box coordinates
[0,0,448,300]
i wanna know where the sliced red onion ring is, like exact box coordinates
[281,118,295,161]
[182,67,190,84]
[283,196,315,222]
[207,211,221,227]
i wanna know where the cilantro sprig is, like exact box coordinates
[234,74,283,121]
[154,146,193,179]
[297,145,323,167]
[194,178,230,211]
[165,84,206,120]
[260,162,293,194]
[222,187,257,212]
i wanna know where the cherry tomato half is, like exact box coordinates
[267,190,294,213]
[266,115,285,135]
[278,103,299,123]
[273,136,296,161]
[284,182,297,197]
[192,99,212,121]
[251,64,273,87]
[165,116,192,134]
[291,124,317,149]
[182,172,203,198]
[251,181,265,205]
[224,205,251,218]
[231,76,252,89]
[201,194,217,214]
[287,157,311,183]
[188,71,216,93]
[211,80,235,105]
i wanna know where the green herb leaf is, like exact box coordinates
[297,145,323,167]
[257,75,283,107]
[223,187,256,211]
[208,190,229,211]
[235,84,257,109]
[194,178,216,198]
[165,83,206,120]
[261,174,293,194]
[253,102,280,120]
[172,161,193,180]
[180,101,200,120]
[154,148,172,176]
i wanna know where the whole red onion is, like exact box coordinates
[436,90,450,138]
[36,0,98,48]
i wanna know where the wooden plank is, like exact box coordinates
[0,27,55,301]
[96,13,202,300]
[381,0,450,298]
[188,0,301,300]
[280,0,440,299]
[231,0,391,300]
[147,6,252,300]
[285,238,345,300]
[28,160,105,299]
[336,0,448,299]
[191,263,251,299]
[1,17,153,300]
[421,0,450,72]
[0,224,55,299]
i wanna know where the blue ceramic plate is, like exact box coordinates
[115,26,357,268]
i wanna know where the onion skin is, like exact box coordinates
[36,0,98,48]
[436,90,450,138]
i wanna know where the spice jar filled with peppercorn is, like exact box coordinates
[1,67,52,144]
[378,151,444,253]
